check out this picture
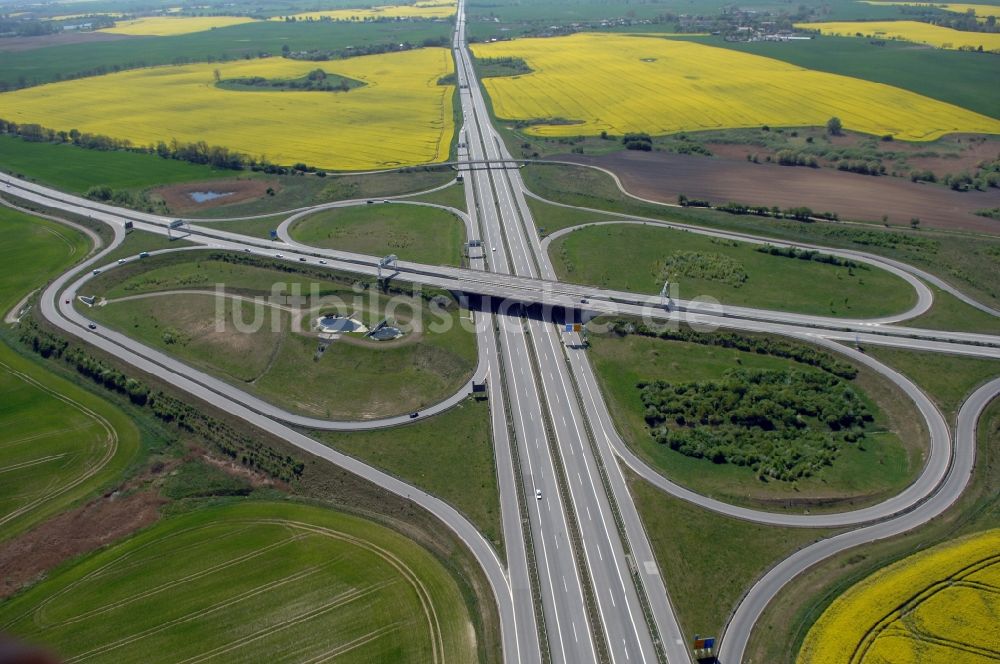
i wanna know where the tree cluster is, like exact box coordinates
[756,244,863,269]
[640,368,873,481]
[622,132,653,151]
[655,250,748,287]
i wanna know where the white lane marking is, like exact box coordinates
[563,576,568,593]
[587,506,592,521]
[610,589,616,607]
[573,622,578,642]
[577,472,582,485]
[624,640,630,660]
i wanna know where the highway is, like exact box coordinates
[3,2,999,662]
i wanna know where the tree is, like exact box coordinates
[826,116,843,136]
[213,68,221,83]
[910,217,920,229]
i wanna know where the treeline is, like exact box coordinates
[656,250,748,287]
[640,368,872,481]
[688,196,835,222]
[607,319,858,379]
[286,36,448,62]
[0,118,321,174]
[756,244,863,269]
[622,132,653,151]
[84,185,163,213]
[19,321,306,482]
[219,68,362,93]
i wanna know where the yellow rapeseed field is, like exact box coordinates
[0,49,455,170]
[797,529,1000,664]
[470,33,1000,141]
[859,2,1000,19]
[99,15,258,36]
[795,19,1000,50]
[275,1,455,22]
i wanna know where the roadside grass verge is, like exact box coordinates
[406,181,469,213]
[627,468,834,644]
[550,223,915,317]
[907,285,1000,336]
[746,395,1000,663]
[589,325,924,510]
[313,398,503,560]
[861,347,1000,421]
[290,202,466,266]
[523,163,1000,309]
[84,253,477,420]
[528,195,616,235]
[0,501,478,663]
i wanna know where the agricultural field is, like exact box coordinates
[549,223,916,318]
[0,501,478,663]
[0,206,138,539]
[278,1,456,22]
[796,19,1000,50]
[99,15,258,36]
[860,1,1000,18]
[1,48,455,170]
[797,528,1000,663]
[289,202,467,266]
[471,33,1000,140]
[586,325,923,509]
[83,253,477,420]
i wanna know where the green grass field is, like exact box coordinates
[316,398,502,558]
[85,254,478,420]
[529,196,615,235]
[550,223,915,317]
[523,163,1000,309]
[627,469,834,643]
[406,181,469,213]
[0,20,451,90]
[0,205,138,539]
[0,135,224,194]
[290,202,466,266]
[588,329,921,509]
[0,501,478,664]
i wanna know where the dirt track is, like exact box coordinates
[559,151,1000,234]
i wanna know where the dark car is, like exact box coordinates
[87,323,97,330]
[409,412,419,419]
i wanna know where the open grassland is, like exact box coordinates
[627,469,834,642]
[0,501,478,664]
[860,1,1000,18]
[278,1,456,21]
[471,33,1000,140]
[0,135,224,194]
[290,203,466,266]
[550,224,915,318]
[522,164,1000,309]
[588,328,921,510]
[798,528,1000,663]
[0,206,138,539]
[100,15,258,36]
[796,20,1000,50]
[85,254,477,420]
[1,48,455,171]
[315,398,502,557]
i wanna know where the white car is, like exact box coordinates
[275,253,283,258]
[118,258,126,264]
[535,489,542,500]
[318,260,327,265]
